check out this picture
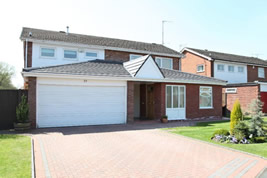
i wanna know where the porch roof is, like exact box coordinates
[23,59,226,85]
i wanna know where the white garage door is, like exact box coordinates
[37,84,126,128]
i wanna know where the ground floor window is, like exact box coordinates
[199,86,213,109]
[166,85,185,108]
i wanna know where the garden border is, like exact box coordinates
[31,137,35,178]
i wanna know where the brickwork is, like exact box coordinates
[105,50,180,70]
[23,41,33,68]
[247,65,267,82]
[181,51,212,77]
[127,81,134,123]
[139,84,146,118]
[223,85,260,113]
[153,83,165,119]
[28,77,36,128]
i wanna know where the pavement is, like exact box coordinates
[31,122,267,178]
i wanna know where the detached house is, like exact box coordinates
[20,28,226,128]
[181,47,267,114]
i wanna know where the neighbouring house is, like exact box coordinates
[181,47,267,114]
[20,28,226,128]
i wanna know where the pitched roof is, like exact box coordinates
[20,27,181,57]
[23,59,226,85]
[184,47,267,66]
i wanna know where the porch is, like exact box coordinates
[127,81,186,123]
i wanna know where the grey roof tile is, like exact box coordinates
[20,27,181,56]
[24,60,226,84]
[187,48,267,66]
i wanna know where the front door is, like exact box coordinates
[146,85,154,119]
[166,85,186,120]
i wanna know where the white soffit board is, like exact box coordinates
[135,56,164,79]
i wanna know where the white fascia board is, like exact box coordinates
[21,38,182,58]
[22,72,226,86]
[181,48,213,61]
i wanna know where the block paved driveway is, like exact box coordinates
[32,124,267,178]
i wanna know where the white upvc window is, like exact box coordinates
[129,54,143,60]
[40,47,55,58]
[225,88,237,93]
[199,86,213,109]
[238,66,244,73]
[155,57,173,69]
[85,51,98,58]
[258,67,265,78]
[64,49,77,59]
[166,85,185,109]
[197,64,205,72]
[228,65,234,72]
[217,64,224,71]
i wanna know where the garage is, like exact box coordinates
[37,80,126,128]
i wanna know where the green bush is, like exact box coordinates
[233,121,249,138]
[253,137,266,143]
[230,100,243,134]
[212,129,230,138]
[16,95,29,123]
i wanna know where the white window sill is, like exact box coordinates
[197,70,205,73]
[199,107,213,109]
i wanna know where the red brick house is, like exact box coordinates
[20,28,226,128]
[181,47,267,113]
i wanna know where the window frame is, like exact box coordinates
[197,64,205,72]
[155,57,173,69]
[258,67,265,78]
[129,54,143,60]
[228,65,235,72]
[199,86,213,109]
[85,51,98,59]
[166,85,185,109]
[217,64,224,72]
[39,47,56,59]
[225,88,237,93]
[63,49,78,60]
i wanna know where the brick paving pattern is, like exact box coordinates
[33,126,267,178]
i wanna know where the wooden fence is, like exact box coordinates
[0,90,28,130]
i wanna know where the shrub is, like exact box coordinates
[253,137,266,143]
[248,99,266,137]
[233,130,246,141]
[212,129,229,138]
[230,100,243,134]
[233,121,249,138]
[16,95,29,123]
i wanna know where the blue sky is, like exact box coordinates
[0,0,266,87]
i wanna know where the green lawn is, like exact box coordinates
[165,118,267,158]
[0,135,31,178]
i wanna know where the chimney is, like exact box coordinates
[66,26,69,35]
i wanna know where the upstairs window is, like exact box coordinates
[85,51,98,58]
[41,48,55,58]
[199,86,213,109]
[238,66,244,73]
[129,54,143,60]
[217,64,224,71]
[64,50,77,59]
[197,64,204,72]
[228,65,234,72]
[258,67,265,78]
[155,57,173,69]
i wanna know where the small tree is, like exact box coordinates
[230,100,243,134]
[0,62,16,89]
[16,95,29,123]
[248,99,265,137]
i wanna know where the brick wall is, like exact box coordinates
[223,85,260,113]
[105,50,180,70]
[154,83,166,119]
[181,51,213,77]
[127,81,134,123]
[185,84,222,119]
[28,77,36,128]
[23,41,33,68]
[140,84,146,118]
[247,65,267,82]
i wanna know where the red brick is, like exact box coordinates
[127,81,134,122]
[28,77,36,128]
[247,65,267,82]
[23,41,32,68]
